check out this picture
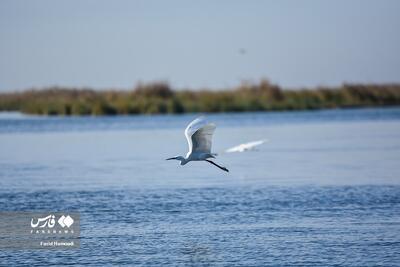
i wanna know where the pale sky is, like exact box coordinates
[0,0,399,91]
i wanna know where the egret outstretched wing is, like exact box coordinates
[185,117,216,156]
[225,139,268,153]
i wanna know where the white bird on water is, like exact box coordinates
[225,139,268,153]
[166,117,229,172]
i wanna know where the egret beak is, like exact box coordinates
[166,157,176,160]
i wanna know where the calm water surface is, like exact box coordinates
[0,108,399,266]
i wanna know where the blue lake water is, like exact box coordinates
[0,108,400,266]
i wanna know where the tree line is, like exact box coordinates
[0,80,399,115]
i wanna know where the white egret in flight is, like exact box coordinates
[166,117,229,172]
[225,139,268,153]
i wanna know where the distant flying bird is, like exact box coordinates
[239,48,246,55]
[225,140,268,153]
[166,117,229,172]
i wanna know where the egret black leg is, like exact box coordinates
[205,160,229,172]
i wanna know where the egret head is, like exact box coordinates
[166,156,187,165]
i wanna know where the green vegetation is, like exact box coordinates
[0,80,400,115]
